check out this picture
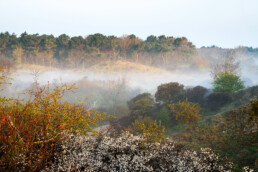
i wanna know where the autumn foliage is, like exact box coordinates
[132,117,165,143]
[155,82,184,104]
[0,68,111,171]
[176,102,258,169]
[168,99,201,129]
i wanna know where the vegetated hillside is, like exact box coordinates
[111,80,258,170]
[16,63,58,71]
[218,85,258,113]
[87,60,171,74]
[201,85,258,117]
[171,86,258,170]
[0,63,257,171]
[175,100,258,170]
[0,66,236,171]
[1,32,257,171]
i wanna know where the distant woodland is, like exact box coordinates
[0,32,257,70]
[0,32,198,68]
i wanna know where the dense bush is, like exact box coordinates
[231,86,258,107]
[185,85,208,105]
[249,99,258,122]
[175,102,258,170]
[206,92,232,111]
[127,93,155,120]
[43,132,233,171]
[168,99,201,129]
[0,72,111,170]
[155,82,184,104]
[131,117,165,143]
[155,106,171,128]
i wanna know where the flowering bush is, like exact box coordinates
[44,132,233,171]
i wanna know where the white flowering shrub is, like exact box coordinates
[43,132,234,172]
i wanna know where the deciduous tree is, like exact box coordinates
[213,71,244,93]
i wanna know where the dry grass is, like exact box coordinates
[17,64,58,71]
[87,60,170,74]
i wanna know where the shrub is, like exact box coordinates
[128,93,155,120]
[206,92,232,110]
[213,71,244,93]
[132,117,165,143]
[0,77,112,170]
[155,82,184,104]
[249,99,258,122]
[176,103,258,169]
[44,133,233,171]
[155,107,171,128]
[185,85,208,105]
[168,99,201,129]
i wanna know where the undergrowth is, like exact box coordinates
[0,66,112,171]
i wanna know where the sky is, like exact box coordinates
[0,0,257,48]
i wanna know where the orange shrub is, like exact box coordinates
[0,70,112,170]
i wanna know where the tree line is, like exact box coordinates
[0,32,197,68]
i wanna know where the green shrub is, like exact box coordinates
[155,107,171,128]
[213,71,244,93]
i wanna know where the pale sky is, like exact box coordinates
[0,0,257,48]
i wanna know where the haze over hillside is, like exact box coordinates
[1,0,258,171]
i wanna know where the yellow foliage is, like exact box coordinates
[0,66,11,91]
[132,118,165,143]
[168,99,201,129]
[0,67,113,170]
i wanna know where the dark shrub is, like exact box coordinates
[155,82,184,104]
[128,93,155,120]
[185,86,208,105]
[206,92,232,110]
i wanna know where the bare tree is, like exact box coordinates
[99,77,127,115]
[211,50,240,77]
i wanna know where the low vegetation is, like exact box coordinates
[43,132,233,171]
[174,102,258,170]
[0,49,257,171]
[0,69,112,171]
[131,117,165,143]
[114,77,257,170]
[168,99,202,129]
